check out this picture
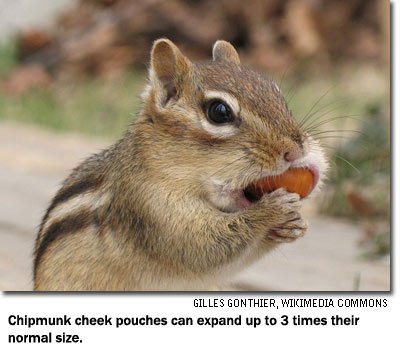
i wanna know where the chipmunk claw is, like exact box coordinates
[267,217,308,243]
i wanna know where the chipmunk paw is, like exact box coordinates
[267,215,307,243]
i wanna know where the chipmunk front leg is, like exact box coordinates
[162,188,304,273]
[264,188,308,243]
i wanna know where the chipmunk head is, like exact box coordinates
[140,39,327,212]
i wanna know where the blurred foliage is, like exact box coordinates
[369,230,390,257]
[0,38,18,79]
[0,36,143,139]
[323,105,389,213]
[319,101,390,256]
[14,0,387,77]
[0,70,144,140]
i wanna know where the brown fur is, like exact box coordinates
[33,39,326,291]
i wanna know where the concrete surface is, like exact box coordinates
[0,122,390,291]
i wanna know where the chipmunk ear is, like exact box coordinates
[148,39,192,106]
[212,40,240,64]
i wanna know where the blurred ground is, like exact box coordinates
[0,122,389,291]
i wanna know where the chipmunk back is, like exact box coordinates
[34,39,327,291]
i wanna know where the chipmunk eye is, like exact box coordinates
[207,101,234,124]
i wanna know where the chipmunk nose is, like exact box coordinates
[284,149,304,162]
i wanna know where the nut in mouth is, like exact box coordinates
[242,166,320,204]
[208,165,321,213]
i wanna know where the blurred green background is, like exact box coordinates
[0,0,390,257]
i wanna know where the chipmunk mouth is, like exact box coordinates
[208,165,320,213]
[242,165,320,204]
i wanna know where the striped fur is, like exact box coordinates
[34,174,105,278]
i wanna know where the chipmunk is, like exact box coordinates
[33,39,327,291]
